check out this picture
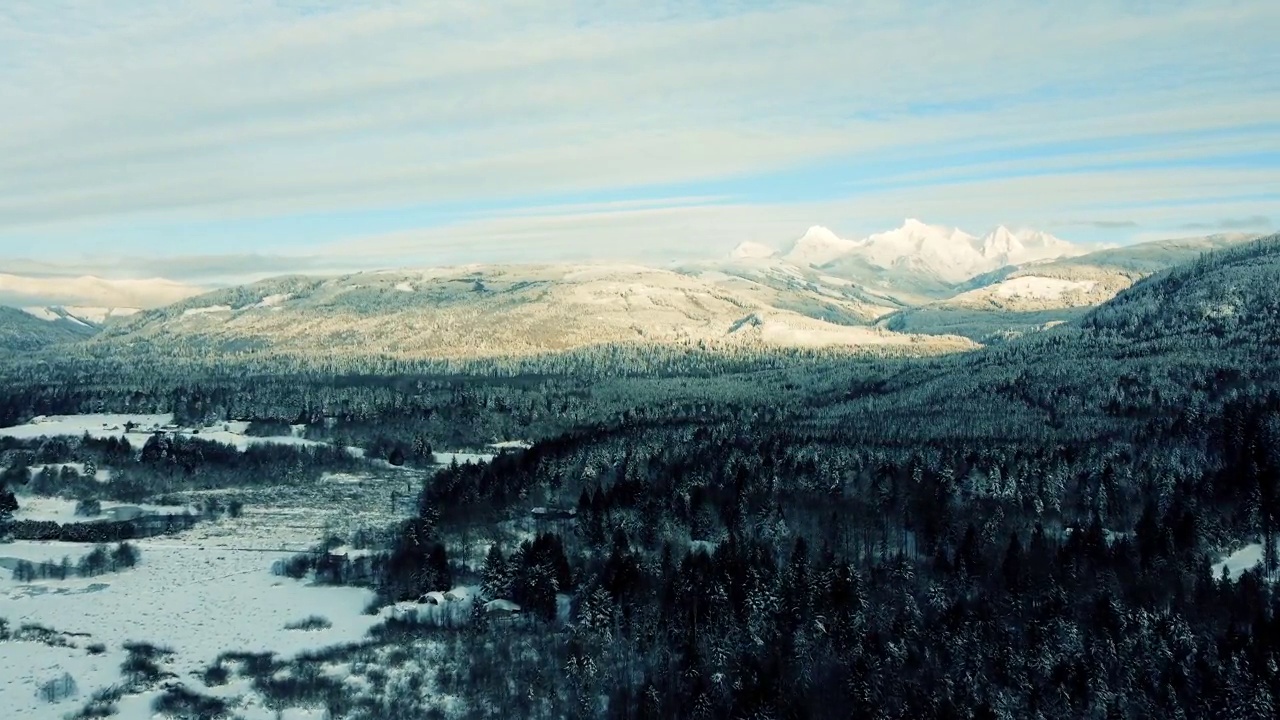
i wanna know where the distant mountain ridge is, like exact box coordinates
[82,264,976,363]
[880,231,1266,342]
[1,223,1266,358]
[736,219,1090,288]
[0,273,201,309]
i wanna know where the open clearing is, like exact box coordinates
[0,469,437,720]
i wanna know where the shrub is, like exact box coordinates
[36,672,77,703]
[121,642,174,687]
[68,686,123,719]
[74,498,102,517]
[86,643,107,656]
[151,685,229,720]
[201,663,230,687]
[111,542,140,570]
[284,615,332,631]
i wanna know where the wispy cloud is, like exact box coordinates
[1178,215,1273,231]
[1058,220,1141,229]
[0,0,1276,273]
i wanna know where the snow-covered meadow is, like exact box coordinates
[0,413,325,453]
[0,413,509,718]
[2,414,499,467]
[0,529,379,719]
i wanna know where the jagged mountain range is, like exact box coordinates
[0,221,1267,358]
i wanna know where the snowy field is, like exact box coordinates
[6,495,193,526]
[0,416,519,718]
[0,532,379,719]
[1,414,496,467]
[1214,542,1269,581]
[0,413,324,454]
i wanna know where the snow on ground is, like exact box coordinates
[0,414,328,454]
[394,282,415,292]
[20,306,61,321]
[192,430,325,452]
[988,277,1097,300]
[0,640,119,720]
[434,451,496,466]
[182,305,233,316]
[1214,543,1266,581]
[254,294,291,308]
[7,495,192,526]
[0,414,173,443]
[0,536,379,720]
[487,440,532,450]
[64,306,142,323]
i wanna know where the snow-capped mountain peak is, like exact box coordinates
[766,219,1086,288]
[782,226,862,267]
[977,226,1081,267]
[730,241,779,261]
[980,226,1026,261]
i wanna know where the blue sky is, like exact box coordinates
[0,0,1277,284]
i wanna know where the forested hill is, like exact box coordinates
[0,306,98,352]
[0,236,1276,450]
[809,234,1280,443]
[390,236,1280,719]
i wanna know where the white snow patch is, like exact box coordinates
[254,294,292,308]
[182,305,232,317]
[434,451,496,466]
[486,440,533,450]
[20,307,60,322]
[394,282,415,293]
[0,414,328,454]
[0,414,173,443]
[1214,543,1266,581]
[62,306,142,324]
[7,496,192,525]
[987,276,1097,300]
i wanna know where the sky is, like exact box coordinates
[0,0,1278,289]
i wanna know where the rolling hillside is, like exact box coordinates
[86,265,976,363]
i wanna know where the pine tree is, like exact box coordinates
[482,545,510,599]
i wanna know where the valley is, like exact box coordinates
[1,232,1278,719]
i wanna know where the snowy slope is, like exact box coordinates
[882,231,1272,343]
[0,306,98,351]
[88,265,976,361]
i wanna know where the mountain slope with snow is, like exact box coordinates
[0,306,99,351]
[84,265,975,362]
[881,231,1266,342]
[760,220,1089,300]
